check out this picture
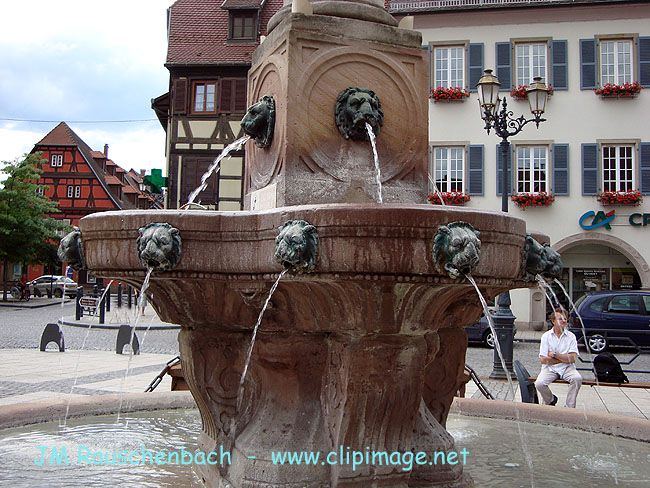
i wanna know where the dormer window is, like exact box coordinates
[221,0,262,42]
[229,10,257,40]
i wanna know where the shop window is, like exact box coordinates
[516,146,548,193]
[602,145,634,192]
[431,147,465,193]
[600,40,632,86]
[191,81,217,114]
[229,10,257,41]
[516,43,548,86]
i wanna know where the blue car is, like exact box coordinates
[569,290,650,353]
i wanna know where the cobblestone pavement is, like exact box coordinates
[0,301,180,355]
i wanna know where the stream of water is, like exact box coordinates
[185,135,250,206]
[365,123,382,203]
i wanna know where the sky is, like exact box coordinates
[0,1,173,175]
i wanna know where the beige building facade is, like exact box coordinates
[390,0,650,328]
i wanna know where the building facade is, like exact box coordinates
[389,0,650,327]
[25,122,161,285]
[153,0,283,210]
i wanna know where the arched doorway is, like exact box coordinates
[553,233,650,301]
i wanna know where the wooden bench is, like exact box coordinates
[530,377,650,388]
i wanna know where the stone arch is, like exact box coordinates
[553,233,650,289]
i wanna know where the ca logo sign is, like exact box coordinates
[579,210,615,230]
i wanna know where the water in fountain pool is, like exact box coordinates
[2,409,649,487]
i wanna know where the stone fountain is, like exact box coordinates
[70,1,554,486]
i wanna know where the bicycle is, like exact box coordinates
[10,284,30,301]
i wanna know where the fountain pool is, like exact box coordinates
[2,404,649,487]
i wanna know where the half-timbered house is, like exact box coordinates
[151,0,283,209]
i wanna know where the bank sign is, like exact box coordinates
[579,210,650,230]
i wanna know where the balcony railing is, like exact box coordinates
[389,0,573,13]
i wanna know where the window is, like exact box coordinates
[516,43,547,86]
[434,47,464,88]
[606,295,640,314]
[75,186,81,198]
[432,147,464,193]
[36,187,44,196]
[602,145,634,192]
[191,81,217,114]
[229,10,257,40]
[516,146,548,193]
[67,186,73,198]
[51,154,63,167]
[600,40,632,86]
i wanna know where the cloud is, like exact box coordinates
[0,0,171,172]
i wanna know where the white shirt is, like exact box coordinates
[539,327,579,376]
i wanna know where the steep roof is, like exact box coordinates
[166,0,283,65]
[33,122,132,209]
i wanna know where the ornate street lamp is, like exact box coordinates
[476,70,549,379]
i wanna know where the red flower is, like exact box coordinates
[430,86,470,101]
[597,190,642,206]
[511,192,555,209]
[428,191,471,205]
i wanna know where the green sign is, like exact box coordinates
[144,168,167,194]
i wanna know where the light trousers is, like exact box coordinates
[535,366,583,408]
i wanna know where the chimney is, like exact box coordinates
[104,144,109,158]
[140,169,146,177]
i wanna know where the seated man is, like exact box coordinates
[535,307,583,408]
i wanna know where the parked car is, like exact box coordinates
[466,312,518,348]
[569,290,650,353]
[29,275,78,298]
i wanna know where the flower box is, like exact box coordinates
[428,191,470,205]
[596,190,643,206]
[511,192,555,209]
[595,83,642,98]
[430,86,470,102]
[510,85,554,101]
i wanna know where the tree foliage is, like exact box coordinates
[0,153,70,267]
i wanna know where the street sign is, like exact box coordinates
[79,297,98,308]
[67,268,74,279]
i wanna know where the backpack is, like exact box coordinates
[593,352,629,384]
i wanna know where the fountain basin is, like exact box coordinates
[78,204,540,487]
[2,396,649,488]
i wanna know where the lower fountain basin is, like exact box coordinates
[1,398,649,488]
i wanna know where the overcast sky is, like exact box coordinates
[0,1,172,175]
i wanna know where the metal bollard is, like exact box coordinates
[117,283,122,308]
[127,285,132,309]
[76,287,83,320]
[99,289,105,325]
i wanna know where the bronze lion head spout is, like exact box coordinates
[241,95,275,148]
[136,223,181,272]
[274,220,318,274]
[432,222,481,279]
[335,87,384,141]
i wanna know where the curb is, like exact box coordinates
[0,299,73,309]
[58,319,181,331]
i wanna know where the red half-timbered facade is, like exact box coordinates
[23,122,161,284]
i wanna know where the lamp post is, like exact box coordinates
[476,70,550,379]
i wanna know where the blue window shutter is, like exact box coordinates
[468,145,484,195]
[468,43,484,92]
[638,37,650,88]
[552,144,569,195]
[581,143,599,195]
[640,143,650,195]
[495,42,512,91]
[423,44,431,91]
[551,40,568,90]
[580,39,597,89]
[496,144,513,196]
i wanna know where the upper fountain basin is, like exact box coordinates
[79,203,530,282]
